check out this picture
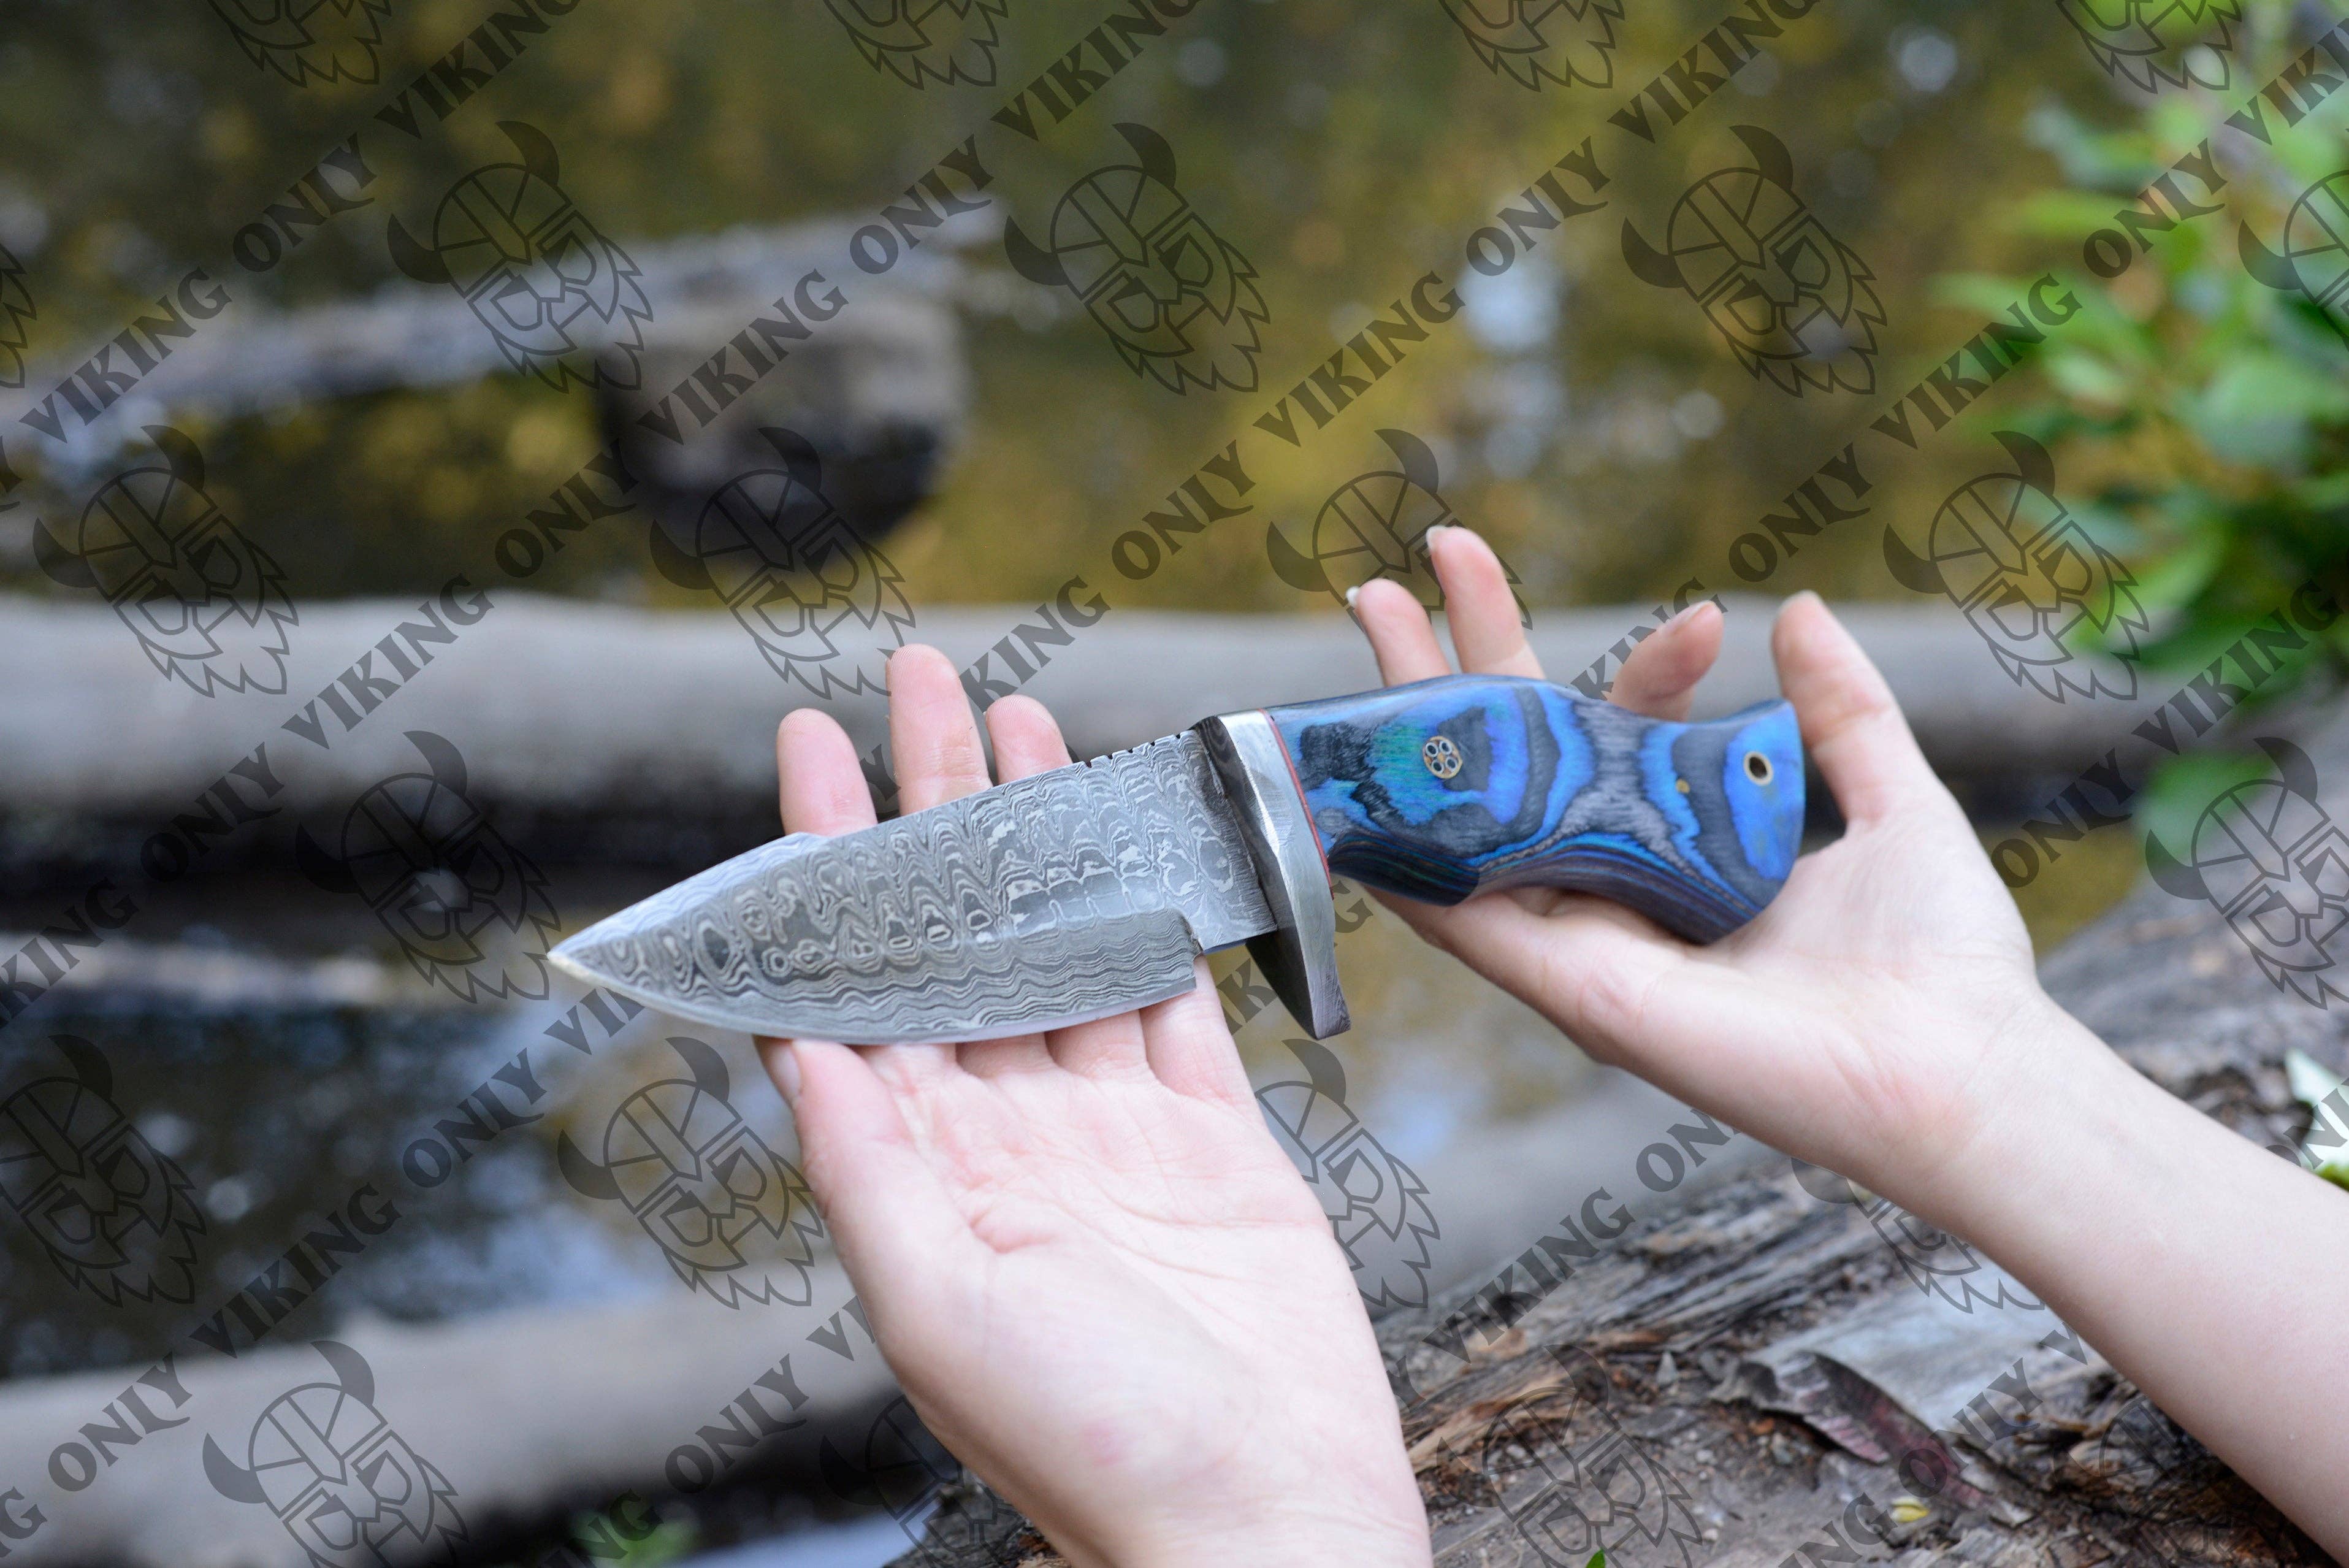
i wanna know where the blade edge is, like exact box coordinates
[552,906,1204,1045]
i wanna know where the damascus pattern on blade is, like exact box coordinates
[557,733,1277,1044]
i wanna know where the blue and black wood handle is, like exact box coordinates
[1265,674,1804,941]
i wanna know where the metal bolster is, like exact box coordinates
[1193,711,1350,1040]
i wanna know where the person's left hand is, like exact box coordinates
[757,645,1432,1568]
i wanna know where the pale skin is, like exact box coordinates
[761,525,2349,1562]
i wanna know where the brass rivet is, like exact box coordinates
[1423,736,1464,779]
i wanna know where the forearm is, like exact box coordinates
[1933,1008,2349,1555]
[1121,1513,1433,1568]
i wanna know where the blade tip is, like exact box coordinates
[548,938,610,987]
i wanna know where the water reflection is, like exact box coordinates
[2,990,680,1382]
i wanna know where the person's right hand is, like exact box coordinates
[1354,527,2349,1559]
[1348,526,2088,1223]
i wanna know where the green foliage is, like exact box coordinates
[2133,744,2282,861]
[1939,0,2349,709]
[2283,1048,2349,1191]
[485,1503,697,1568]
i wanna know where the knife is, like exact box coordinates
[550,673,1805,1044]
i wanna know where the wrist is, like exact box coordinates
[1109,1473,1431,1568]
[1120,1510,1432,1568]
[1908,998,2154,1254]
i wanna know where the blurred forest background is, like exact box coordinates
[0,0,2337,658]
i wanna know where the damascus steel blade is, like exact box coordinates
[551,732,1277,1044]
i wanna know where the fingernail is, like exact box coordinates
[1663,599,1720,630]
[1343,584,1362,610]
[767,1041,803,1105]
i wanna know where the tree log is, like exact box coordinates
[887,711,2349,1567]
[0,596,2165,844]
[0,1264,901,1568]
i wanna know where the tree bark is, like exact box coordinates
[890,711,2349,1567]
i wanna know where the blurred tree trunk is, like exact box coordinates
[892,711,2349,1568]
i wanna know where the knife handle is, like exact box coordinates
[1263,673,1804,941]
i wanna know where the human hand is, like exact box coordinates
[1349,527,2098,1223]
[756,646,1432,1568]
[1356,528,2349,1556]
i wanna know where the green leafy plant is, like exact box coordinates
[487,1506,697,1568]
[2284,1048,2349,1190]
[1937,1,2349,706]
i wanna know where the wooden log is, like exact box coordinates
[0,1267,899,1568]
[8,222,964,454]
[0,595,2174,838]
[890,709,2349,1566]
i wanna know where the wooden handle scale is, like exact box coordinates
[1263,674,1804,943]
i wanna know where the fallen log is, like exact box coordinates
[0,595,2174,853]
[890,708,2349,1566]
[4,221,965,459]
[0,1266,898,1568]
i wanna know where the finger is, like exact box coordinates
[1036,1011,1161,1084]
[889,644,993,814]
[777,708,880,836]
[859,1041,964,1097]
[1610,600,1724,722]
[1376,884,1687,1061]
[1141,960,1257,1109]
[763,1038,988,1333]
[955,697,1075,1079]
[1351,576,1454,685]
[773,714,954,1091]
[1771,592,1946,826]
[986,693,1072,779]
[1427,526,1543,678]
